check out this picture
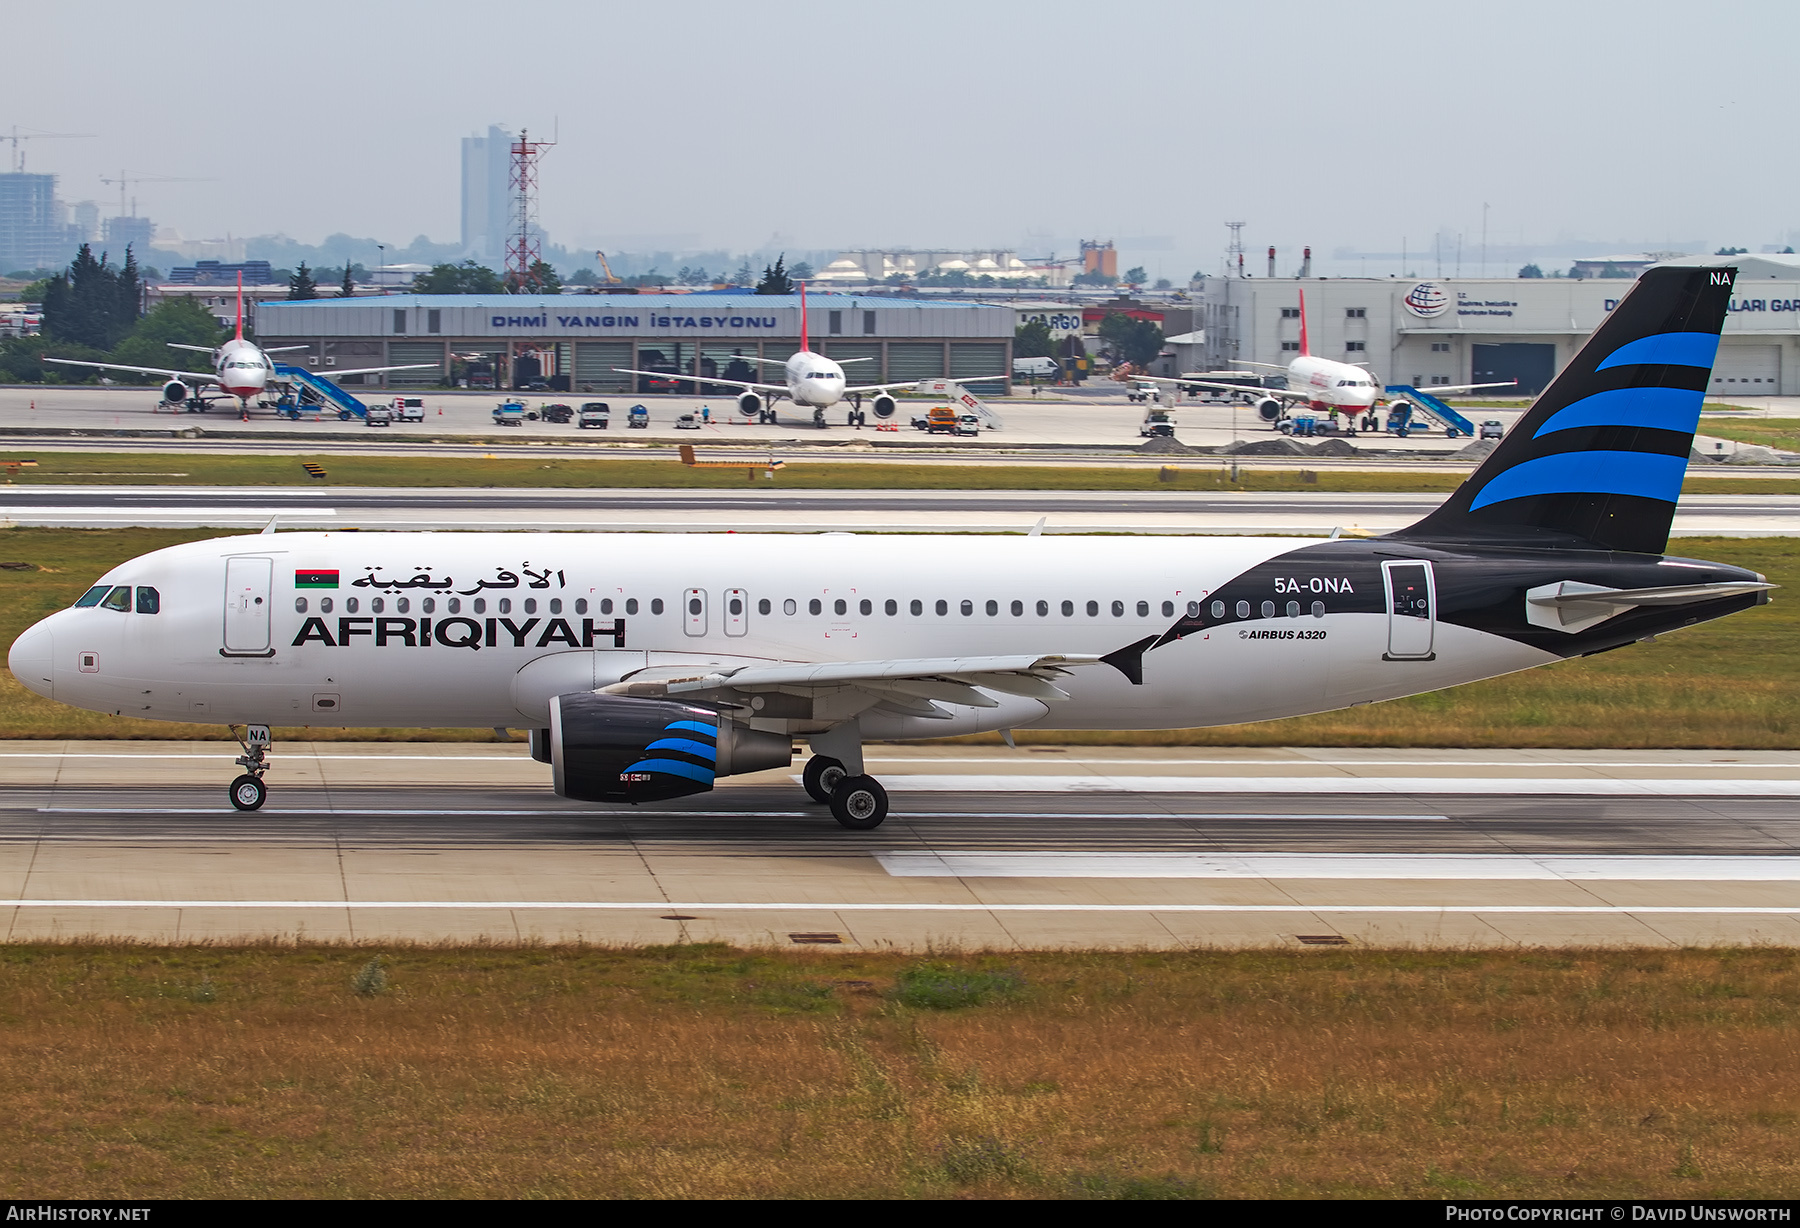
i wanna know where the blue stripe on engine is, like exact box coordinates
[645,737,717,762]
[1470,450,1688,510]
[663,720,718,739]
[623,758,717,783]
[1533,387,1705,438]
[1595,332,1720,371]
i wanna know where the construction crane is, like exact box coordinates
[594,250,622,285]
[3,126,96,173]
[99,171,213,219]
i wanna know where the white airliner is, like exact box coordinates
[1139,290,1508,424]
[43,276,434,413]
[8,266,1772,830]
[614,283,1004,423]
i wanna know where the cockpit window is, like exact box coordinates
[73,585,110,608]
[135,586,160,614]
[100,585,132,612]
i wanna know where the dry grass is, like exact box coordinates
[3,945,1800,1199]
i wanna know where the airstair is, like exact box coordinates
[915,378,1005,430]
[274,364,370,419]
[1383,384,1476,437]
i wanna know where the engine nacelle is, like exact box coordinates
[1255,397,1284,423]
[548,691,792,803]
[161,380,189,404]
[871,394,897,419]
[737,391,762,417]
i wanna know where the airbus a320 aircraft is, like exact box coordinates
[1138,289,1510,424]
[43,276,435,413]
[9,266,1772,830]
[614,283,1004,423]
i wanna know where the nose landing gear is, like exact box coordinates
[228,723,271,811]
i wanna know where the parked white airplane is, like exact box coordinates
[615,282,1004,423]
[1139,290,1510,424]
[43,276,434,412]
[9,267,1771,830]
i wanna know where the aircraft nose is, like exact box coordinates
[8,620,53,700]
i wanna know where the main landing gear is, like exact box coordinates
[228,723,271,811]
[802,753,890,830]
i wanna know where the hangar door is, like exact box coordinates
[387,342,445,387]
[1471,344,1557,396]
[573,341,632,393]
[1710,345,1781,394]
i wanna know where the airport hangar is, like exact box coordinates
[252,293,1017,394]
[1189,254,1800,396]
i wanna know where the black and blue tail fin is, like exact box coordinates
[1393,264,1735,555]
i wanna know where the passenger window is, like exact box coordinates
[1111,600,1125,617]
[1160,600,1173,617]
[448,598,461,614]
[1311,600,1326,618]
[935,599,948,616]
[984,600,997,616]
[473,597,486,614]
[1286,600,1300,618]
[833,598,846,615]
[599,598,612,614]
[74,585,110,608]
[574,598,586,615]
[1086,600,1099,617]
[625,598,638,615]
[1010,600,1023,616]
[398,597,411,614]
[910,599,922,615]
[884,599,897,615]
[549,598,561,614]
[784,598,797,615]
[1261,600,1276,618]
[1211,600,1224,618]
[101,585,132,612]
[859,598,871,615]
[1061,600,1074,616]
[520,598,533,615]
[689,597,703,615]
[758,598,771,615]
[809,598,822,615]
[1137,601,1150,617]
[1036,600,1049,616]
[372,597,385,614]
[321,597,334,613]
[294,596,308,613]
[422,598,435,614]
[729,596,743,615]
[1235,600,1249,618]
[960,600,974,616]
[650,598,664,615]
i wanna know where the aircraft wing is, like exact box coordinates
[1402,380,1519,396]
[41,356,220,385]
[290,363,442,380]
[601,652,1113,715]
[842,374,1007,396]
[1133,373,1304,400]
[165,343,217,355]
[610,367,788,395]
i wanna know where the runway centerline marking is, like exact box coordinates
[876,852,1800,881]
[34,807,1452,820]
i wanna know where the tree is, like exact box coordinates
[116,247,141,327]
[757,255,794,295]
[1518,263,1543,278]
[567,267,598,286]
[1072,269,1117,288]
[789,260,814,280]
[1097,311,1164,368]
[1153,278,1172,291]
[1014,319,1056,359]
[287,261,319,300]
[1124,266,1147,285]
[526,260,563,294]
[412,260,504,294]
[41,244,136,350]
[110,298,225,377]
[1567,265,1587,280]
[338,264,356,297]
[1716,246,1748,256]
[733,259,755,286]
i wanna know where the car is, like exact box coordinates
[539,403,574,424]
[393,398,425,422]
[1012,356,1059,379]
[578,402,610,429]
[1480,419,1505,439]
[675,413,701,430]
[365,405,393,427]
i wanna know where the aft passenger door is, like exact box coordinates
[723,588,748,637]
[222,556,274,656]
[1381,560,1436,661]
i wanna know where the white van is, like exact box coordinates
[1012,356,1059,379]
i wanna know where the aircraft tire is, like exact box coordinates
[802,755,845,804]
[228,774,267,812]
[829,775,888,830]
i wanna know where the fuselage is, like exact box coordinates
[214,338,273,401]
[1286,354,1380,414]
[783,349,848,408]
[7,530,1764,739]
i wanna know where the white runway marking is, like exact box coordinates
[876,852,1800,880]
[868,775,1800,797]
[0,507,336,518]
[36,807,1449,820]
[8,900,1800,915]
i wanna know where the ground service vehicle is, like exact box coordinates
[365,405,392,427]
[492,401,525,427]
[1013,356,1059,379]
[675,414,701,430]
[1140,409,1176,437]
[540,404,574,424]
[628,405,650,429]
[1481,419,1505,439]
[578,403,610,429]
[394,398,425,422]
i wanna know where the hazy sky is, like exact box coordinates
[11,0,1796,276]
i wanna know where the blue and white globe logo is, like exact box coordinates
[1403,282,1450,318]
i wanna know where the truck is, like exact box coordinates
[392,397,425,422]
[1139,408,1176,437]
[492,400,526,427]
[365,404,393,428]
[578,402,610,429]
[913,406,978,436]
[538,403,574,424]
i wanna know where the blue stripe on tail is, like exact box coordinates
[1470,451,1688,511]
[1595,332,1720,372]
[1533,387,1705,438]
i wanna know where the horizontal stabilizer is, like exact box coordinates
[1525,579,1775,633]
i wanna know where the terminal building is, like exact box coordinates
[253,293,1015,392]
[1197,254,1800,396]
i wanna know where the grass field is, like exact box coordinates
[0,528,1793,747]
[1699,418,1800,454]
[1,450,1795,493]
[3,945,1798,1199]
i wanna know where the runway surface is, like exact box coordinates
[6,483,1797,535]
[8,742,1800,949]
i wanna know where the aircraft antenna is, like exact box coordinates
[505,129,556,294]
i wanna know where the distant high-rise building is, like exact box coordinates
[73,200,99,244]
[102,215,155,255]
[461,125,513,263]
[0,173,67,273]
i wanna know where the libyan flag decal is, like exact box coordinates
[295,569,339,588]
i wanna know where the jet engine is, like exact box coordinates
[737,392,762,417]
[1255,397,1284,423]
[161,380,189,405]
[871,394,898,419]
[548,691,792,803]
